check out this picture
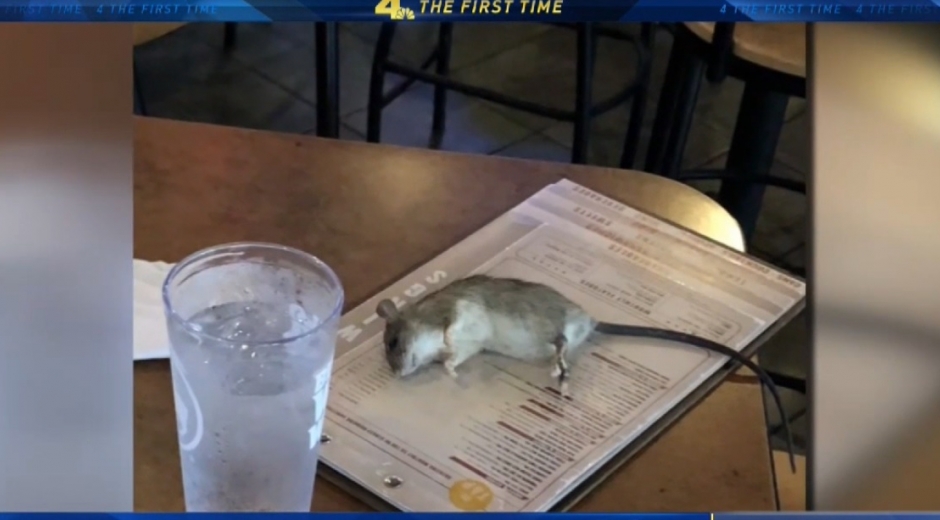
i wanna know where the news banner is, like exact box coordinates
[2,0,940,21]
[0,515,937,519]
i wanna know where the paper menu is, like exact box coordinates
[318,180,805,512]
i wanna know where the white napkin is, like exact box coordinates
[134,259,175,361]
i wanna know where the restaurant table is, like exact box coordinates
[134,116,779,512]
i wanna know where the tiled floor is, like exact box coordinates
[134,20,808,456]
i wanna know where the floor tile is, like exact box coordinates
[769,397,808,454]
[344,22,552,72]
[617,26,804,173]
[642,27,742,137]
[246,29,378,117]
[778,242,806,273]
[751,191,806,261]
[691,71,804,137]
[776,111,810,174]
[306,122,367,141]
[689,75,745,134]
[345,82,532,154]
[134,31,238,106]
[541,103,733,170]
[212,23,302,66]
[494,132,572,163]
[531,25,763,171]
[451,26,642,133]
[766,386,807,450]
[785,97,807,121]
[153,23,232,50]
[687,155,807,260]
[761,310,809,380]
[180,23,314,53]
[146,62,319,134]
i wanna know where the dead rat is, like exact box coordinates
[375,274,796,471]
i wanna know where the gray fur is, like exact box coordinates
[376,275,596,383]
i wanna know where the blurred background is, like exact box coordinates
[813,23,940,510]
[133,21,808,506]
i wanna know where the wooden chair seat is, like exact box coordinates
[684,22,806,78]
[133,23,185,47]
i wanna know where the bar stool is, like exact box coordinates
[366,23,655,167]
[134,22,341,139]
[645,23,806,241]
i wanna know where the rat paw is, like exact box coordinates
[444,362,459,379]
[551,365,562,378]
[559,381,570,397]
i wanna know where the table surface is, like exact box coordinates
[133,116,775,512]
[685,23,806,79]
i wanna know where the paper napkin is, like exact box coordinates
[134,259,175,361]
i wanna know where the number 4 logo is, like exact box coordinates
[375,0,415,20]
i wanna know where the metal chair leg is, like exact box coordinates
[223,23,237,52]
[571,23,597,165]
[430,23,454,149]
[367,23,396,143]
[315,22,340,139]
[643,32,686,174]
[659,39,704,178]
[133,61,147,116]
[619,23,654,169]
[718,84,789,241]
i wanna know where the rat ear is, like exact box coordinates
[376,299,400,322]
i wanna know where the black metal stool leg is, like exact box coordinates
[659,44,704,178]
[430,23,454,149]
[315,22,340,139]
[643,33,685,174]
[223,23,237,52]
[619,23,654,169]
[643,29,703,176]
[718,84,789,242]
[571,23,597,165]
[367,23,396,143]
[133,61,147,116]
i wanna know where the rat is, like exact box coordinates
[375,274,797,472]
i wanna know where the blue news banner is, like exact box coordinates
[3,0,940,21]
[5,515,940,520]
[0,512,940,520]
[4,515,940,520]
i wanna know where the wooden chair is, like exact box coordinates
[645,23,806,241]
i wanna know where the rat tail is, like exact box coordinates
[593,321,797,474]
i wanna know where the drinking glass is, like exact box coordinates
[162,242,343,512]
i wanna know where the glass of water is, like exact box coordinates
[162,242,344,512]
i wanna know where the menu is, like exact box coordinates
[317,179,805,512]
